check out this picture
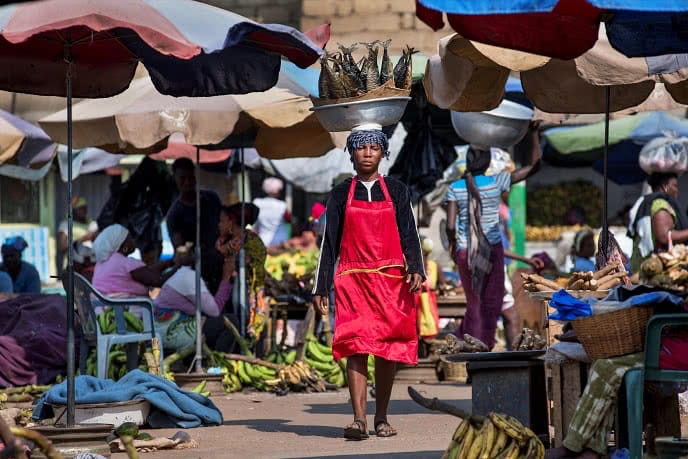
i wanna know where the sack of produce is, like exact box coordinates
[638,134,688,174]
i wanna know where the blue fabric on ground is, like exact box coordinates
[548,290,593,321]
[32,369,223,428]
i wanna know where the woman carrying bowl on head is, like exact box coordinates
[445,121,542,350]
[312,124,425,440]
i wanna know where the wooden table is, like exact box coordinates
[437,295,467,319]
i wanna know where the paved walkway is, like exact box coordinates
[112,383,470,459]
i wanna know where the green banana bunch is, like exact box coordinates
[444,413,544,459]
[304,336,347,388]
[96,308,144,334]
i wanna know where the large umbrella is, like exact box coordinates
[39,70,343,159]
[0,108,56,180]
[423,25,688,263]
[38,62,336,385]
[0,0,324,426]
[415,0,688,59]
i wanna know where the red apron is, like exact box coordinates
[332,176,418,365]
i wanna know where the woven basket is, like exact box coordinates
[571,306,653,360]
[437,358,467,383]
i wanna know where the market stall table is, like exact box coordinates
[437,294,467,319]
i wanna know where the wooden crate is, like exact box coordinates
[547,360,590,447]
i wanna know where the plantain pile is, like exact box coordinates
[318,40,415,100]
[522,262,627,293]
[442,413,544,459]
[304,335,375,387]
[526,180,602,228]
[0,384,51,405]
[525,224,584,241]
[640,245,688,290]
[511,328,546,351]
[84,308,152,380]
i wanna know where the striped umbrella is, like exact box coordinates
[0,0,326,425]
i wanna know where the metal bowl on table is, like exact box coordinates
[451,100,534,150]
[310,96,411,132]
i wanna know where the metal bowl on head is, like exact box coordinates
[451,100,534,150]
[310,96,411,132]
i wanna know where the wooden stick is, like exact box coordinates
[223,317,251,356]
[10,427,61,459]
[223,353,283,371]
[407,386,484,422]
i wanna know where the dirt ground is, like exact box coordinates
[110,383,470,459]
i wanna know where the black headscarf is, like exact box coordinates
[464,147,493,299]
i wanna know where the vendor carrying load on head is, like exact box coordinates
[312,124,425,441]
[445,121,542,350]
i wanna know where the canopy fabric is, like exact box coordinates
[0,0,326,98]
[56,146,124,182]
[416,0,688,60]
[424,28,688,114]
[0,109,55,166]
[544,112,688,154]
[39,70,340,159]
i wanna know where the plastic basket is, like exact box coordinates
[571,306,653,360]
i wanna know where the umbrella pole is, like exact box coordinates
[602,86,610,255]
[65,56,76,427]
[193,146,203,373]
[239,147,247,338]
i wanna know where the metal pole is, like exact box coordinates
[193,146,203,373]
[602,86,610,256]
[239,147,247,337]
[65,51,76,428]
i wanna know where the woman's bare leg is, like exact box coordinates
[347,354,369,424]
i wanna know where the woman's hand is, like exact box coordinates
[222,256,236,281]
[406,273,423,293]
[215,238,226,256]
[313,295,328,315]
[528,257,545,271]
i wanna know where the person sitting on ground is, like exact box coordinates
[570,229,596,273]
[0,237,41,294]
[92,224,180,297]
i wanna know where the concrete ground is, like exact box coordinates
[111,383,471,459]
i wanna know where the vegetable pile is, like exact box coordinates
[640,245,688,290]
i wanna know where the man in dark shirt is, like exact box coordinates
[166,158,224,293]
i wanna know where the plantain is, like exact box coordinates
[465,427,484,459]
[489,413,528,445]
[458,425,476,459]
[479,419,496,459]
[493,441,517,459]
[442,440,460,459]
[490,429,509,457]
[237,361,252,385]
[452,419,470,442]
[524,437,538,459]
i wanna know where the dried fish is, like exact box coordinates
[357,56,369,92]
[318,54,330,99]
[361,41,380,91]
[329,54,359,97]
[335,43,365,92]
[379,39,393,85]
[320,53,346,99]
[392,49,408,89]
[393,45,417,89]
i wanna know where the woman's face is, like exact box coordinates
[352,143,383,175]
[219,212,237,237]
[663,177,680,199]
[579,234,596,259]
[119,233,136,256]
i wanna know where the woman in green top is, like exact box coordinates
[629,172,688,273]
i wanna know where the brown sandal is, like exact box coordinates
[374,419,397,438]
[344,419,369,440]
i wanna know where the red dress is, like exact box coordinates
[332,176,418,365]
